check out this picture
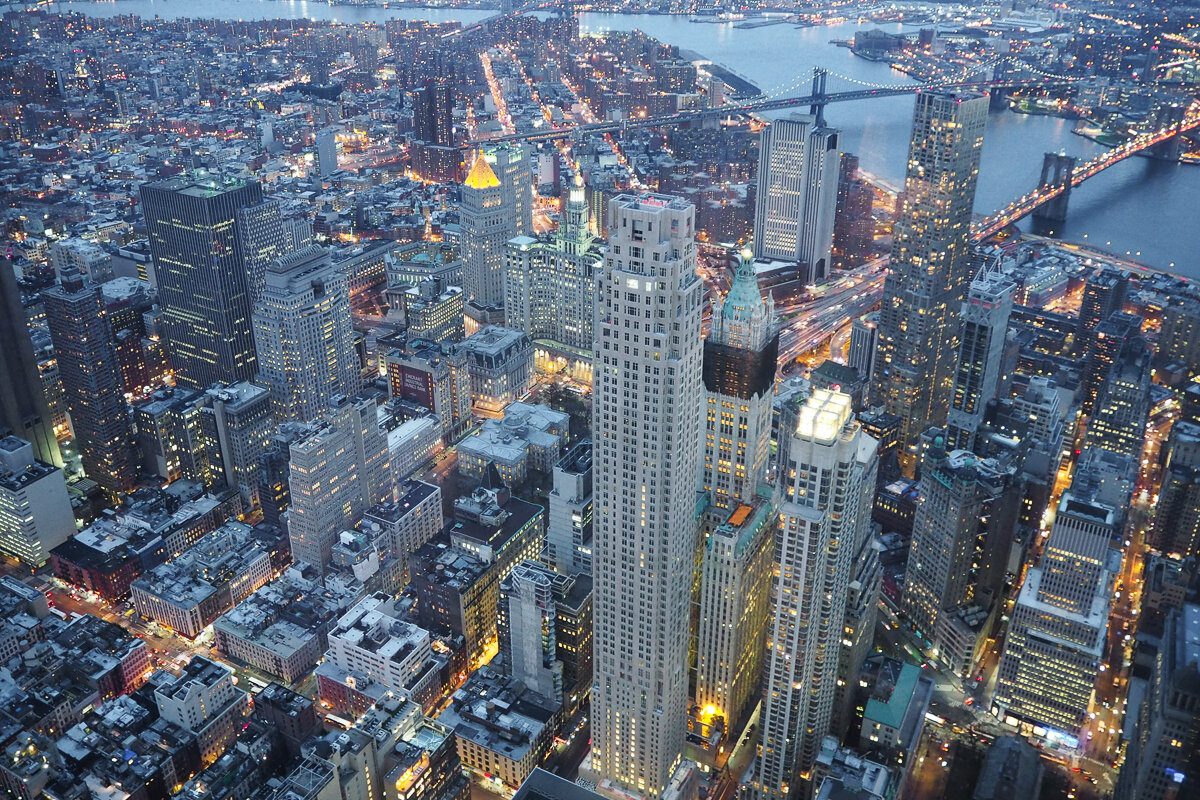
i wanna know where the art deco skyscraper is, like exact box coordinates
[749,389,876,799]
[236,198,293,303]
[0,257,61,467]
[752,114,840,283]
[945,262,1016,451]
[591,193,703,798]
[252,245,360,423]
[42,267,137,496]
[141,175,263,389]
[461,152,517,331]
[872,91,988,454]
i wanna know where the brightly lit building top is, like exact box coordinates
[464,150,501,190]
[796,388,854,444]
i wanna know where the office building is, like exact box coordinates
[993,449,1133,741]
[856,656,934,768]
[316,128,338,177]
[42,266,137,496]
[1084,338,1151,460]
[752,113,840,283]
[591,193,703,798]
[0,436,74,567]
[702,249,778,509]
[458,326,534,415]
[831,153,875,271]
[848,312,878,383]
[400,277,465,344]
[1115,603,1200,800]
[504,174,602,365]
[972,736,1045,800]
[133,386,221,487]
[945,264,1017,451]
[499,559,593,705]
[154,655,250,766]
[364,479,444,566]
[749,390,877,799]
[286,396,392,571]
[0,258,60,467]
[49,238,114,284]
[1156,297,1200,381]
[141,175,263,388]
[1076,266,1128,352]
[386,341,473,440]
[872,91,988,453]
[461,153,517,329]
[545,440,593,576]
[203,381,275,508]
[253,245,360,422]
[236,198,294,303]
[694,496,776,747]
[902,442,1015,646]
[488,144,533,237]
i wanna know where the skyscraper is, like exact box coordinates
[701,249,778,509]
[749,389,876,799]
[0,257,61,467]
[0,435,74,567]
[252,245,360,423]
[591,193,703,798]
[42,267,137,496]
[1084,338,1151,460]
[831,153,874,271]
[993,448,1133,741]
[504,174,601,359]
[286,396,392,572]
[488,144,533,237]
[752,114,840,283]
[236,199,293,302]
[461,153,516,331]
[315,128,338,178]
[872,91,988,455]
[545,440,593,576]
[141,175,263,389]
[945,263,1016,452]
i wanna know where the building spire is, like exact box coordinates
[711,246,775,351]
[464,149,500,190]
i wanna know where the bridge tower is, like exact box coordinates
[988,60,1012,111]
[1031,152,1076,236]
[809,68,828,126]
[1149,102,1187,161]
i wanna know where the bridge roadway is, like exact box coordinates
[972,109,1200,239]
[468,77,1077,146]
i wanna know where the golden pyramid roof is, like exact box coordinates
[464,150,501,189]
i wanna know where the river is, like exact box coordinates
[43,0,1200,274]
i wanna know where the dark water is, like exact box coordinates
[44,0,1200,273]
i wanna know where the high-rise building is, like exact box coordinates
[1080,311,1142,416]
[202,381,275,509]
[901,441,1015,647]
[286,396,392,572]
[0,435,75,567]
[1115,603,1200,800]
[461,153,516,330]
[945,263,1016,452]
[848,312,879,383]
[42,267,137,496]
[872,91,988,454]
[831,153,875,271]
[236,199,293,302]
[591,193,703,798]
[141,175,263,389]
[702,250,778,509]
[412,79,454,146]
[694,496,775,748]
[49,239,114,285]
[253,245,360,423]
[488,144,533,237]
[749,389,877,799]
[315,128,338,178]
[993,448,1133,741]
[752,114,840,283]
[504,175,601,359]
[1076,266,1128,352]
[0,257,61,467]
[545,440,593,576]
[1150,421,1200,558]
[1155,297,1200,380]
[1084,338,1151,460]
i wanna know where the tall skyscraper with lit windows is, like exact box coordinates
[0,257,61,468]
[752,113,840,284]
[872,91,988,455]
[141,175,264,389]
[748,389,876,799]
[591,193,703,798]
[461,152,517,332]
